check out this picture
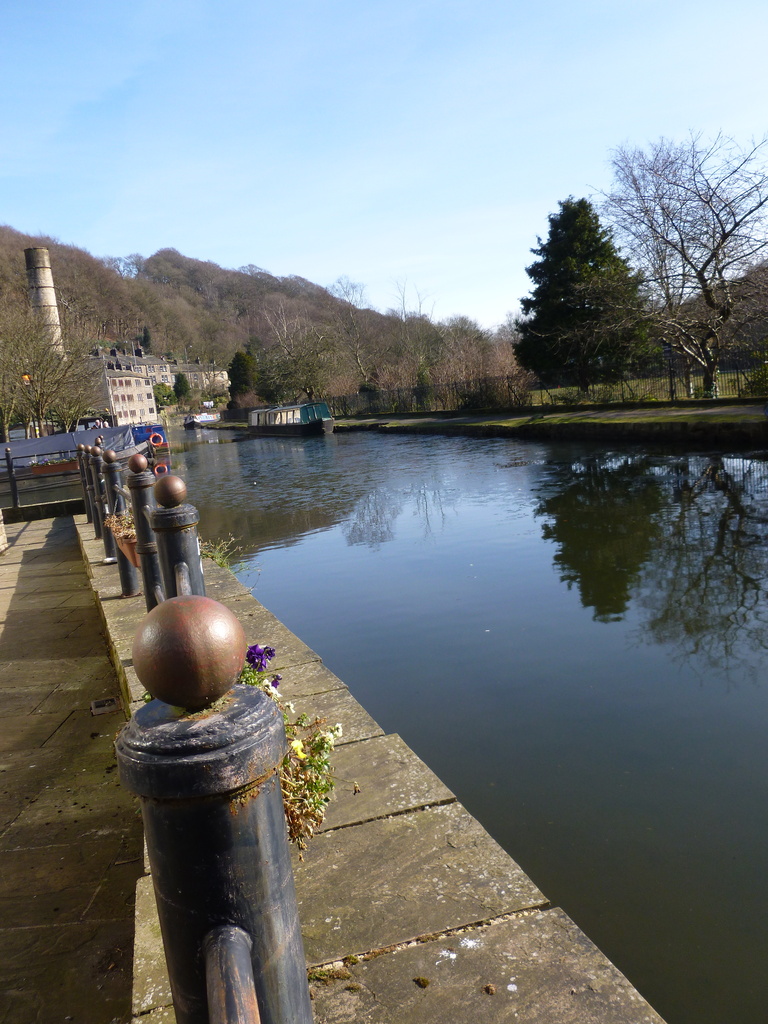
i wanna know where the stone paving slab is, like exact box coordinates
[133,874,171,1016]
[0,833,130,926]
[2,768,134,849]
[0,516,143,1023]
[0,919,137,1024]
[293,802,548,964]
[291,687,384,745]
[200,560,254,601]
[308,908,666,1024]
[225,593,323,668]
[0,654,115,690]
[276,659,349,699]
[321,733,455,832]
[0,712,68,752]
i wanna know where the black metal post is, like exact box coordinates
[125,453,165,611]
[102,450,141,598]
[116,596,313,1024]
[87,447,103,540]
[76,444,94,523]
[150,475,206,598]
[89,447,117,563]
[83,444,99,529]
[4,448,20,509]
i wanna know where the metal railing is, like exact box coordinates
[3,446,82,509]
[85,449,312,1024]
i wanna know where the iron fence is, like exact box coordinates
[328,355,768,417]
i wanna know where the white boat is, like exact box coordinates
[184,412,221,430]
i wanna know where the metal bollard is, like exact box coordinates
[82,444,99,528]
[76,444,94,523]
[89,447,117,562]
[125,453,165,612]
[4,448,20,509]
[150,475,206,598]
[115,596,313,1024]
[102,450,141,598]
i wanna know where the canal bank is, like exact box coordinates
[333,399,768,445]
[74,517,667,1023]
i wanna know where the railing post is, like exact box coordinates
[150,475,206,598]
[125,453,165,612]
[115,596,313,1024]
[102,449,141,598]
[76,444,94,523]
[82,444,99,527]
[4,448,20,509]
[87,446,104,540]
[89,447,118,563]
[204,926,261,1024]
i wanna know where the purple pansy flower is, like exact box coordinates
[270,674,282,689]
[246,643,276,672]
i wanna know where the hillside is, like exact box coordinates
[0,225,342,362]
[0,226,520,401]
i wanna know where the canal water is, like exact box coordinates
[171,426,768,1024]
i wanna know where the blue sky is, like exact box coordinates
[2,0,767,328]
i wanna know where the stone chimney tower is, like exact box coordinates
[24,247,63,351]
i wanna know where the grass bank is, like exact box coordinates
[334,399,768,446]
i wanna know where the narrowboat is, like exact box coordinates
[248,401,334,436]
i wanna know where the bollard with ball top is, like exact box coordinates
[102,450,140,598]
[82,444,99,532]
[88,446,117,561]
[115,596,313,1024]
[150,474,206,599]
[126,453,165,611]
[76,444,94,523]
[4,448,20,509]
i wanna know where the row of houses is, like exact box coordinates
[97,352,230,427]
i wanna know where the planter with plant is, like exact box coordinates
[104,510,139,566]
[239,643,341,856]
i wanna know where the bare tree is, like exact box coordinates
[262,301,331,401]
[604,134,768,394]
[0,304,102,436]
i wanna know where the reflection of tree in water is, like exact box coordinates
[535,455,664,621]
[343,480,455,548]
[536,451,768,674]
[636,456,768,675]
[343,488,403,547]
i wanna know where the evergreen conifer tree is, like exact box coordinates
[515,198,644,391]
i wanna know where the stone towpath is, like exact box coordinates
[74,517,668,1024]
[0,516,143,1024]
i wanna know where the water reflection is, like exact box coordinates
[535,454,664,622]
[535,451,768,675]
[172,428,768,1024]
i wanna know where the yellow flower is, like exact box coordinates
[290,739,307,760]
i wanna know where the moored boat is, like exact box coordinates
[248,401,334,436]
[184,412,221,429]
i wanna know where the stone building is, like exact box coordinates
[101,367,158,427]
[102,351,229,399]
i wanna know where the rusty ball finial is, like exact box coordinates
[91,446,102,457]
[132,595,247,710]
[128,453,148,473]
[154,474,187,508]
[102,449,117,464]
[77,443,85,451]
